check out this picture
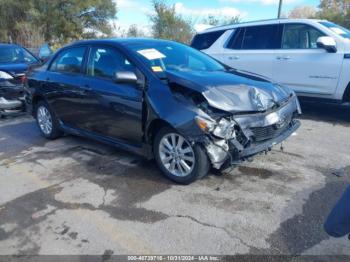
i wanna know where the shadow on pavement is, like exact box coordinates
[299,102,350,127]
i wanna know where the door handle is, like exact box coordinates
[277,56,291,60]
[229,56,240,60]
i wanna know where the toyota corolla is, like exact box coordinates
[25,39,301,184]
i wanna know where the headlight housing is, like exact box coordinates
[0,71,13,80]
[195,116,215,133]
[195,116,236,140]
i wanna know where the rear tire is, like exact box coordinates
[153,127,210,184]
[35,100,63,139]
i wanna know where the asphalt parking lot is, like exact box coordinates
[0,103,350,256]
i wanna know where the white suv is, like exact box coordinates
[191,19,350,104]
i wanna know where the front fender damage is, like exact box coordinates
[148,78,301,170]
[163,81,234,169]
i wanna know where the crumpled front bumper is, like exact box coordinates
[0,97,23,109]
[0,96,25,116]
[235,119,300,158]
[204,96,301,169]
[0,82,26,115]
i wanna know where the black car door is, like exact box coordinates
[79,45,143,145]
[44,46,88,129]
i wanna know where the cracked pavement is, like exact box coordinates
[0,103,350,255]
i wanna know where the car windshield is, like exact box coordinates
[0,45,38,64]
[319,21,350,39]
[130,41,226,75]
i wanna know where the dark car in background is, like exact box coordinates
[0,43,41,117]
[25,38,301,184]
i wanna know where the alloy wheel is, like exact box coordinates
[37,106,53,135]
[159,133,195,177]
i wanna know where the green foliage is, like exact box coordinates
[288,6,317,19]
[0,0,31,42]
[149,0,194,44]
[0,0,117,45]
[202,14,241,26]
[316,0,350,28]
[127,24,146,37]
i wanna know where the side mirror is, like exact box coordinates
[113,71,138,84]
[317,36,337,53]
[38,43,53,62]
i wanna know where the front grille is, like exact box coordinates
[250,121,292,142]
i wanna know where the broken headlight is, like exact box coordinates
[195,116,236,140]
[212,118,236,140]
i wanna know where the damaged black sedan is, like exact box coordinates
[0,43,41,117]
[25,39,301,184]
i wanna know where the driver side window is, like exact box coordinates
[50,47,86,74]
[282,24,325,49]
[87,47,135,79]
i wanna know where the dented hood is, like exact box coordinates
[166,69,294,113]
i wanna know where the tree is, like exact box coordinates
[316,0,350,28]
[149,0,194,44]
[319,0,350,13]
[127,24,146,37]
[0,0,117,45]
[31,0,117,43]
[0,0,33,43]
[288,6,317,19]
[202,14,240,26]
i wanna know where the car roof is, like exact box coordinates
[200,18,326,34]
[69,38,179,48]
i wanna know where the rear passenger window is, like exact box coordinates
[191,30,226,50]
[282,24,325,49]
[227,25,280,50]
[226,28,244,49]
[50,47,86,74]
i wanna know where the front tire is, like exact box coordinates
[154,127,210,184]
[35,100,63,139]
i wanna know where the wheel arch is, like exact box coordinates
[343,82,350,103]
[32,94,46,107]
[145,118,173,145]
[31,94,46,117]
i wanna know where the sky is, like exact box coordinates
[113,0,320,34]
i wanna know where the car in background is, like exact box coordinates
[25,38,301,184]
[0,43,41,117]
[191,19,350,105]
